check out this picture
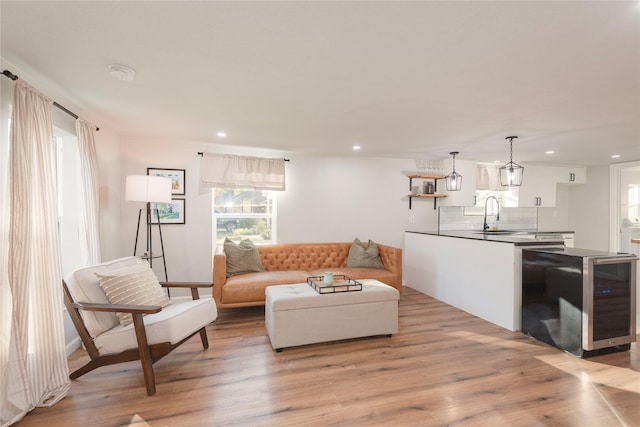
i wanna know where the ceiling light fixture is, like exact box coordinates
[353,145,361,151]
[445,151,462,191]
[612,154,621,158]
[217,131,227,138]
[499,136,524,187]
[108,64,136,81]
[546,150,555,154]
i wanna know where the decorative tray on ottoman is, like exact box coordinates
[307,275,363,294]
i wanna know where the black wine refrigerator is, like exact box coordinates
[522,247,637,357]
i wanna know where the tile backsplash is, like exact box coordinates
[439,206,538,231]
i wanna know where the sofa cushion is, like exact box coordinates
[222,270,311,304]
[95,260,170,326]
[346,238,384,269]
[224,238,265,277]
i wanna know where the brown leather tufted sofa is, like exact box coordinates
[213,242,402,308]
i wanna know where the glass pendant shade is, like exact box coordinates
[499,162,524,187]
[499,136,524,187]
[445,151,463,191]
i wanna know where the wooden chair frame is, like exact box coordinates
[63,280,214,396]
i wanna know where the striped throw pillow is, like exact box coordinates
[95,259,170,326]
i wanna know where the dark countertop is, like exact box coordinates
[524,247,638,258]
[405,230,566,246]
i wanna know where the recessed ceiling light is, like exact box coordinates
[108,64,136,81]
[545,150,555,154]
[352,145,361,151]
[216,131,227,138]
[611,154,621,158]
[493,160,501,163]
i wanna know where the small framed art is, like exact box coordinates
[150,199,185,224]
[147,168,186,195]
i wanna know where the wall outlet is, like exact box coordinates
[409,213,415,224]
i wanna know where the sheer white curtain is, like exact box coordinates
[0,80,70,426]
[200,153,286,190]
[75,119,101,265]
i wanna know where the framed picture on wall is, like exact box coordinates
[147,168,186,195]
[150,199,185,224]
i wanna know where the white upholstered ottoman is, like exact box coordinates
[265,279,399,351]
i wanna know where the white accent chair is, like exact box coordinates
[63,256,217,395]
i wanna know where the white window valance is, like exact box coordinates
[199,153,286,190]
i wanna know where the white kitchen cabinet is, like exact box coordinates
[442,158,477,207]
[516,165,558,207]
[474,164,586,208]
[562,233,575,247]
[556,166,587,184]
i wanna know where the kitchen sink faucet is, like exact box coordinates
[483,196,500,231]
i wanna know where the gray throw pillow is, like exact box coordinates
[346,238,385,269]
[224,238,265,277]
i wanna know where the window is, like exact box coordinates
[55,130,82,274]
[463,189,518,216]
[1,78,90,276]
[213,188,276,245]
[629,184,640,219]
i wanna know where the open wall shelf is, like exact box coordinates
[407,174,448,210]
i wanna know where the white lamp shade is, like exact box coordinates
[125,175,172,203]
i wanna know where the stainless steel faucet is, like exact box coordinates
[483,196,500,231]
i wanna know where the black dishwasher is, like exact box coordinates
[521,247,637,357]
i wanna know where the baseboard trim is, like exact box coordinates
[66,336,82,356]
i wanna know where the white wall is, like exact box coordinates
[537,184,570,230]
[117,140,441,284]
[569,165,610,251]
[119,138,214,283]
[277,155,438,247]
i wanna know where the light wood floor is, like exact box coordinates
[17,287,640,426]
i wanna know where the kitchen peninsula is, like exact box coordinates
[404,230,564,331]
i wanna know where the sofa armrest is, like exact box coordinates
[213,245,227,304]
[377,243,403,289]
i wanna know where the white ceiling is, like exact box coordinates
[2,1,639,166]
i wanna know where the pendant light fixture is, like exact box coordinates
[499,136,524,187]
[445,151,463,191]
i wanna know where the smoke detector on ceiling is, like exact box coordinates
[108,64,136,81]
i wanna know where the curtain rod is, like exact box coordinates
[197,152,290,162]
[2,69,100,131]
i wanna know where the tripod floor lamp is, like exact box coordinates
[125,175,172,281]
